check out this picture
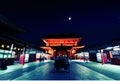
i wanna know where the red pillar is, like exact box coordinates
[101,53,104,65]
[70,50,72,57]
[19,54,24,65]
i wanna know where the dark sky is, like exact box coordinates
[0,0,120,49]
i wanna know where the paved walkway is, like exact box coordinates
[73,60,120,80]
[0,60,51,75]
[0,60,119,80]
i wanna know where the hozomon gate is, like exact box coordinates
[40,36,85,58]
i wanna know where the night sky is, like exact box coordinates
[0,0,120,49]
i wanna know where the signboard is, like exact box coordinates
[0,54,3,58]
[25,54,29,62]
[29,51,36,54]
[36,53,40,58]
[0,49,4,53]
[96,53,102,62]
[112,51,120,55]
[4,54,8,58]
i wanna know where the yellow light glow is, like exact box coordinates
[49,43,61,46]
[72,49,76,54]
[1,44,4,48]
[63,43,74,46]
[18,48,20,51]
[48,50,53,54]
[7,45,10,48]
[14,47,17,50]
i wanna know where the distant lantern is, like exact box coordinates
[68,17,71,20]
[18,48,20,51]
[1,44,4,48]
[14,47,17,50]
[72,49,76,54]
[7,45,10,48]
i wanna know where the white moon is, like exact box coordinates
[69,17,71,20]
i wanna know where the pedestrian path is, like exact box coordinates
[0,60,52,75]
[14,61,114,80]
[0,60,118,80]
[73,60,120,80]
[70,62,114,80]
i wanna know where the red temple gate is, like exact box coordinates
[40,38,84,58]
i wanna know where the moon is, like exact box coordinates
[68,17,71,20]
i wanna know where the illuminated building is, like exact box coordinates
[40,34,85,58]
[0,14,28,65]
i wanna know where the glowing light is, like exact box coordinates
[1,44,4,48]
[10,44,14,50]
[48,50,53,54]
[49,43,61,46]
[69,17,71,20]
[72,49,76,54]
[14,47,17,50]
[43,38,81,46]
[18,48,20,51]
[63,43,75,46]
[113,47,120,51]
[113,45,120,51]
[7,45,10,48]
[106,47,113,50]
